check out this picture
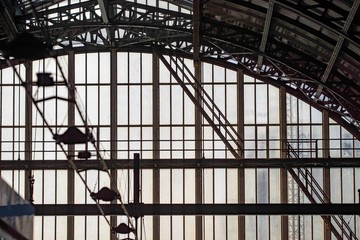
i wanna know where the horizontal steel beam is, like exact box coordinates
[34,203,360,216]
[0,158,359,171]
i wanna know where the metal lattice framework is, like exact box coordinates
[0,1,360,239]
[0,0,359,138]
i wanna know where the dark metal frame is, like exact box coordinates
[1,158,360,170]
[34,203,360,216]
[0,0,359,138]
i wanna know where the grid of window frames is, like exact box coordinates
[243,76,281,240]
[1,51,360,239]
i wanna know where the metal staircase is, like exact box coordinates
[153,45,243,159]
[285,141,358,240]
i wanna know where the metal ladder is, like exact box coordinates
[285,141,358,240]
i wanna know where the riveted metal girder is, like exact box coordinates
[33,203,360,216]
[1,0,360,138]
[1,158,360,170]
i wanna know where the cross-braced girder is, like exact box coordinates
[1,0,360,138]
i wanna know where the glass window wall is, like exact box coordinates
[0,51,359,240]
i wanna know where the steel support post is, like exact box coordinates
[152,51,160,240]
[237,69,245,239]
[24,61,33,202]
[323,110,331,239]
[67,51,75,240]
[110,49,118,240]
[279,86,288,240]
[134,153,140,234]
[193,1,203,239]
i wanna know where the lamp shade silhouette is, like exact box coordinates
[53,126,94,144]
[90,187,119,201]
[112,223,135,234]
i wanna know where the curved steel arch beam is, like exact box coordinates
[2,0,360,137]
[1,44,360,140]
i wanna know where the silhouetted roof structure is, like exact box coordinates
[0,0,359,138]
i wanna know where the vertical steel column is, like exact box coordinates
[24,61,32,201]
[152,9,161,240]
[279,86,288,240]
[193,0,203,239]
[110,49,118,240]
[323,110,331,239]
[0,69,1,176]
[152,52,160,240]
[134,153,140,233]
[67,51,75,240]
[0,67,4,178]
[237,69,245,239]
